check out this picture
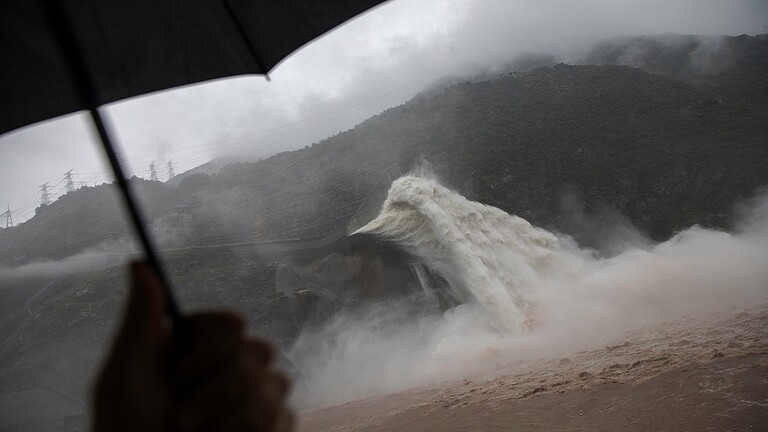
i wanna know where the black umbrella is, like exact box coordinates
[1,0,388,320]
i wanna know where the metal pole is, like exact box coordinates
[42,0,181,322]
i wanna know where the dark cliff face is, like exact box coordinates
[415,63,767,241]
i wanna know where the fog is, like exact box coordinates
[0,242,135,284]
[1,0,766,222]
[289,176,768,408]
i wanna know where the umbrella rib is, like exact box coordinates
[41,0,182,321]
[221,0,272,81]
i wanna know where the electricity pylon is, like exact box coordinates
[40,183,51,205]
[1,204,12,228]
[149,161,158,182]
[64,170,75,193]
[167,160,175,180]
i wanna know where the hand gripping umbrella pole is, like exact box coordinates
[43,0,182,322]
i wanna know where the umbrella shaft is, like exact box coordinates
[42,0,181,321]
[89,107,182,322]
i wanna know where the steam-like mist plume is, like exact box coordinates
[290,174,768,408]
[0,240,138,286]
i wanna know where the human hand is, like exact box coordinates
[93,261,293,432]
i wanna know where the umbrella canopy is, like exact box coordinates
[0,0,387,135]
[0,0,389,319]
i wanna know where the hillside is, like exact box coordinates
[584,33,768,108]
[2,36,767,262]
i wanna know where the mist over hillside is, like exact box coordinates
[2,34,766,263]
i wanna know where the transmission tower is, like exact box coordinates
[167,160,175,180]
[64,169,75,193]
[1,204,12,228]
[40,183,51,205]
[149,161,158,182]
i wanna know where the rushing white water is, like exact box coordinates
[357,175,562,333]
[291,176,768,408]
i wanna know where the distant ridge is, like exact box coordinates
[2,34,766,263]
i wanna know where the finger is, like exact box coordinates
[172,340,280,428]
[247,338,275,369]
[247,387,294,432]
[257,369,291,403]
[173,345,255,431]
[93,262,169,426]
[113,261,168,355]
[173,312,245,382]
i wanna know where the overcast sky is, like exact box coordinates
[1,0,766,224]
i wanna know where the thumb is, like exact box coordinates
[115,261,168,354]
